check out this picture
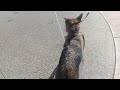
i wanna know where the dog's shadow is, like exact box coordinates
[49,65,59,79]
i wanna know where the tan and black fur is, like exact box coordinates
[55,13,87,79]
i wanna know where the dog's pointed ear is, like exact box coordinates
[76,13,83,22]
[63,17,68,21]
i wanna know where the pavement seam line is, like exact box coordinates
[24,12,65,79]
[114,37,120,38]
[54,11,65,41]
[99,11,117,79]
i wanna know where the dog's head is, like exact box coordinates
[64,13,83,33]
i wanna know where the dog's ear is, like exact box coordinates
[76,13,83,22]
[63,17,68,21]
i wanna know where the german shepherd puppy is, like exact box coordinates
[55,13,89,79]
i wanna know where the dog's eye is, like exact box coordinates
[69,24,74,27]
[75,22,79,25]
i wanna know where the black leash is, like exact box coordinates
[81,12,89,22]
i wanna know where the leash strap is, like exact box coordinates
[81,12,89,22]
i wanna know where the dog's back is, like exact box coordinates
[56,32,84,79]
[55,13,88,79]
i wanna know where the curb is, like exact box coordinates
[98,11,117,79]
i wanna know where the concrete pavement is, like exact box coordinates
[100,11,120,79]
[0,11,115,79]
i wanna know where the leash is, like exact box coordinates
[81,12,89,22]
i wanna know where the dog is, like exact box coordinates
[55,13,89,79]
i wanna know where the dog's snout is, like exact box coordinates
[70,25,76,29]
[71,25,75,29]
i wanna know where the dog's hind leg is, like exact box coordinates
[49,65,58,79]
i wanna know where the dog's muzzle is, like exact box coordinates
[70,25,76,30]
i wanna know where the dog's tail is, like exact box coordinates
[81,12,89,22]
